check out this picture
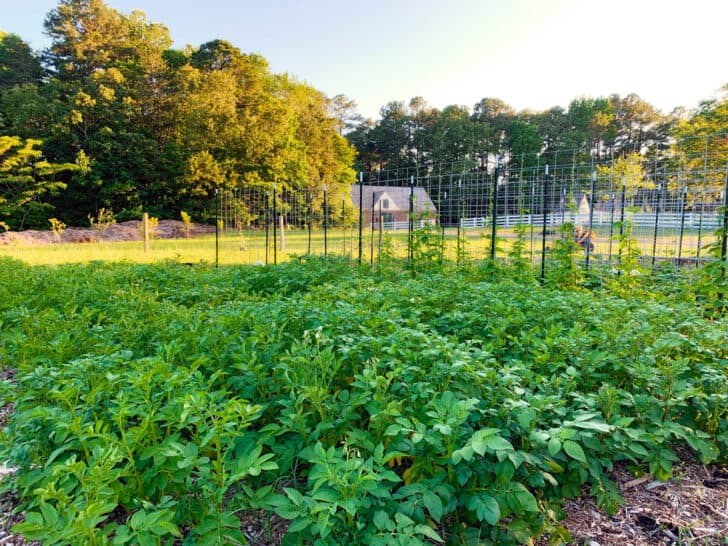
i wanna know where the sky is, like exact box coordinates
[3,0,728,120]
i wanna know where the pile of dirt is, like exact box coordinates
[0,220,215,246]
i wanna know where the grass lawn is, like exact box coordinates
[0,224,720,266]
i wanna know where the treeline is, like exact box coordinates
[0,0,355,229]
[346,92,728,176]
[3,1,727,232]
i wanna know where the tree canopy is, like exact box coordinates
[1,0,726,230]
[0,1,355,228]
[346,92,683,175]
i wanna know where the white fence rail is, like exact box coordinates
[459,213,722,230]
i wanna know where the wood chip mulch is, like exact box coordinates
[537,456,728,546]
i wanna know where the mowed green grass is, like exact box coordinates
[0,225,717,266]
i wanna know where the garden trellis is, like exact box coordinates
[215,134,728,281]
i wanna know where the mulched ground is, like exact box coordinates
[538,458,728,545]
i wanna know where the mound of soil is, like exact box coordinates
[0,220,215,246]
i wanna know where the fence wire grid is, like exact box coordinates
[214,140,728,281]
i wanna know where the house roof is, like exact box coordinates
[351,185,437,213]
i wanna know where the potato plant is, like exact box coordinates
[0,255,725,545]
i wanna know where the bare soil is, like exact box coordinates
[0,220,214,246]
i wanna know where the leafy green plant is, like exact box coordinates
[88,208,115,236]
[455,229,471,269]
[612,219,643,284]
[546,222,582,288]
[693,208,728,317]
[180,210,194,238]
[0,257,724,545]
[137,216,158,240]
[507,222,533,280]
[48,217,66,242]
[409,213,442,271]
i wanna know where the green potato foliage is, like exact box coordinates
[0,255,725,545]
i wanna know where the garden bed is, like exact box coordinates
[0,257,726,545]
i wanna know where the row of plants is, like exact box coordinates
[0,255,726,545]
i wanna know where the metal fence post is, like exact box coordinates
[490,157,499,260]
[378,200,383,263]
[617,176,627,273]
[440,191,446,264]
[540,164,549,283]
[370,194,375,265]
[307,193,312,254]
[408,175,415,263]
[215,189,219,268]
[358,172,363,265]
[651,183,662,270]
[323,184,328,257]
[457,178,462,267]
[265,191,270,265]
[585,170,596,270]
[272,185,277,265]
[677,185,688,263]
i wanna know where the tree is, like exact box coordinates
[2,1,358,223]
[472,97,515,168]
[596,152,654,206]
[609,93,668,155]
[346,118,379,172]
[406,96,433,166]
[507,120,542,168]
[0,32,44,90]
[0,136,78,228]
[177,43,355,215]
[533,106,568,159]
[671,87,728,205]
[283,81,356,190]
[328,94,363,135]
[562,97,614,158]
[426,105,482,167]
[369,101,413,172]
[42,0,180,218]
[190,39,243,72]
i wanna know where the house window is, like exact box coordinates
[381,199,389,209]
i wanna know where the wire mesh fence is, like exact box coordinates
[212,138,728,281]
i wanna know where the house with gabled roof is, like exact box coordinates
[351,185,437,227]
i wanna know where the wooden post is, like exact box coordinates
[143,212,149,254]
